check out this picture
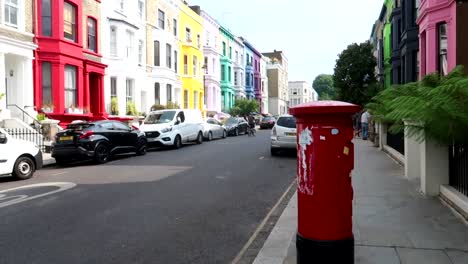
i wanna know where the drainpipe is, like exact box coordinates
[32,0,39,111]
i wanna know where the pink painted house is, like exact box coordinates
[417,0,468,78]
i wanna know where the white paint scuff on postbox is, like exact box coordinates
[298,127,314,195]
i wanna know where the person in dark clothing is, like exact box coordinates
[353,112,362,138]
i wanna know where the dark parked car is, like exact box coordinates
[224,117,249,136]
[52,120,147,165]
[260,116,276,129]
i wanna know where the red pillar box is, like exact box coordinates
[289,101,360,264]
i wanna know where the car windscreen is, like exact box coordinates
[225,118,238,125]
[145,111,176,124]
[66,123,94,131]
[262,117,274,122]
[276,117,296,128]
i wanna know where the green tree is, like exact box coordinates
[229,99,259,116]
[333,41,378,106]
[312,74,335,99]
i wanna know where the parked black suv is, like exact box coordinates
[52,120,147,165]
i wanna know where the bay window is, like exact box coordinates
[41,0,52,36]
[42,62,52,106]
[438,23,448,76]
[64,65,77,108]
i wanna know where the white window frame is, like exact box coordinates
[125,30,134,58]
[64,65,77,108]
[193,91,198,109]
[4,0,20,28]
[138,40,144,65]
[138,0,144,20]
[158,9,165,29]
[126,79,134,104]
[110,26,117,57]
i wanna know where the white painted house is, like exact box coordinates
[288,81,317,107]
[101,0,147,116]
[146,0,181,111]
[198,8,221,112]
[260,55,269,114]
[232,36,245,99]
[0,0,37,122]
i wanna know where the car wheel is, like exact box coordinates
[12,156,35,180]
[207,131,213,141]
[271,148,279,156]
[173,135,182,149]
[235,128,239,136]
[196,132,203,144]
[136,139,147,156]
[94,143,110,164]
[222,130,227,138]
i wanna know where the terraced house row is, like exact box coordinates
[370,0,468,213]
[0,0,287,128]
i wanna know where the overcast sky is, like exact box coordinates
[188,0,383,85]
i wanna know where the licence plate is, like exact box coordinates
[148,138,157,142]
[60,136,73,141]
[285,132,296,136]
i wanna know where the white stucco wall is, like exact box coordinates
[101,0,147,116]
[201,10,221,112]
[261,56,269,114]
[232,37,245,99]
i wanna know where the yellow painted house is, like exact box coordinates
[178,2,204,111]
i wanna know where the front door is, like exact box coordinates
[89,73,100,116]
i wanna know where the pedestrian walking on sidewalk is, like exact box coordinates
[353,112,361,138]
[361,109,371,140]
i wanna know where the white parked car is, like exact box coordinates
[0,128,43,180]
[202,118,227,141]
[140,109,204,149]
[271,115,297,156]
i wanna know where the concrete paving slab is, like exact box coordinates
[397,248,452,264]
[355,246,400,264]
[446,250,468,264]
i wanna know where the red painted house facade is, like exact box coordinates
[33,0,107,125]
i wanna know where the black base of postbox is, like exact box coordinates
[296,234,354,264]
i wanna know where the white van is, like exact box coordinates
[139,109,204,149]
[0,128,43,180]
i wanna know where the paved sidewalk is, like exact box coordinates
[253,139,468,264]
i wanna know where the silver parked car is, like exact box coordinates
[202,118,227,141]
[271,115,297,155]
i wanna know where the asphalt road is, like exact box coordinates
[0,130,296,264]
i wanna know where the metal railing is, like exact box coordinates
[6,104,42,132]
[4,128,46,152]
[387,130,405,155]
[449,144,468,196]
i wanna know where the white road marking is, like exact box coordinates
[51,171,69,176]
[0,182,76,209]
[231,178,296,264]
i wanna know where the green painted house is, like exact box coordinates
[219,26,235,112]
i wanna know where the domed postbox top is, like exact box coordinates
[289,100,361,116]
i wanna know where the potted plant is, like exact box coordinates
[126,101,137,116]
[111,97,119,115]
[42,103,54,113]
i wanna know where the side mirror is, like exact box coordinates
[175,120,180,125]
[0,133,7,144]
